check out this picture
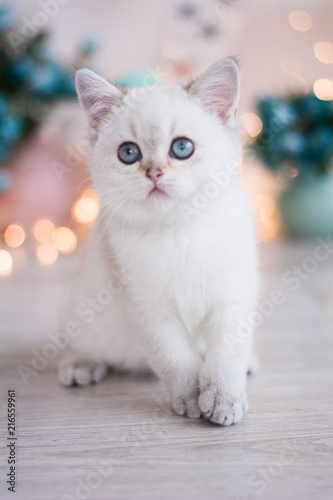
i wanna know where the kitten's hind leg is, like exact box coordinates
[59,352,108,387]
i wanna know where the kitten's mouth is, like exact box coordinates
[148,186,168,198]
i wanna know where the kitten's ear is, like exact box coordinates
[187,58,240,126]
[75,69,123,127]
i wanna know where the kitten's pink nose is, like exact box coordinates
[146,166,163,185]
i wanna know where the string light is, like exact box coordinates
[313,79,333,101]
[4,224,25,248]
[289,11,313,32]
[313,41,333,64]
[240,113,263,138]
[0,249,13,276]
[52,227,77,254]
[33,219,55,243]
[36,243,58,265]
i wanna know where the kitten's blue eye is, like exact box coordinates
[118,142,141,164]
[170,137,194,160]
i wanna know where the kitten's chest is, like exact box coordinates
[110,224,232,315]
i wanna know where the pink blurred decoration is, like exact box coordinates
[0,127,84,230]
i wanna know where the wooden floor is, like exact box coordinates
[1,241,333,500]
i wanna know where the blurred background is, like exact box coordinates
[1,0,333,276]
[2,5,332,497]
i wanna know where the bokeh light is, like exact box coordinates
[72,196,100,224]
[313,78,333,101]
[258,220,281,241]
[36,243,58,265]
[0,249,13,276]
[81,188,97,199]
[255,194,277,218]
[52,227,77,254]
[289,167,300,178]
[313,41,333,64]
[253,194,281,242]
[289,10,313,32]
[240,113,263,137]
[162,38,187,60]
[4,224,25,248]
[33,219,55,243]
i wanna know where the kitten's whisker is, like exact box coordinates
[98,187,128,197]
[101,196,129,231]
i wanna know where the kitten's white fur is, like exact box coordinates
[59,58,258,426]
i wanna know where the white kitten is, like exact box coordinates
[59,58,258,426]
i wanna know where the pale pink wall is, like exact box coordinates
[9,0,333,112]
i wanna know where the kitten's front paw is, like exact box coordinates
[199,380,248,426]
[171,389,201,419]
[59,362,108,386]
[169,376,201,419]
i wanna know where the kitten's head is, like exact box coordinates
[76,58,241,225]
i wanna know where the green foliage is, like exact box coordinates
[253,93,333,177]
[0,6,97,165]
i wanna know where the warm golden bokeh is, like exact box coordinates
[0,249,13,276]
[240,113,263,137]
[72,197,100,224]
[81,188,98,199]
[252,193,281,242]
[4,224,26,248]
[36,243,58,265]
[313,78,333,100]
[313,41,333,64]
[52,227,77,254]
[33,219,56,244]
[289,10,313,32]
